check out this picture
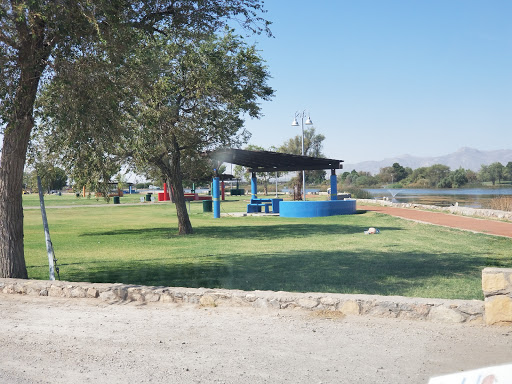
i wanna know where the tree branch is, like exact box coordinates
[0,30,16,48]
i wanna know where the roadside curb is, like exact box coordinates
[0,278,484,325]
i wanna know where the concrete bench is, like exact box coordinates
[247,203,272,213]
[247,198,283,214]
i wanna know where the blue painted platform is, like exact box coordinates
[279,199,357,218]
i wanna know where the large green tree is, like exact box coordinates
[279,127,326,190]
[488,162,505,185]
[479,163,505,186]
[126,32,273,233]
[0,0,270,278]
[38,31,272,235]
[506,162,512,182]
[377,163,408,184]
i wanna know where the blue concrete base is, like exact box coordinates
[279,199,357,218]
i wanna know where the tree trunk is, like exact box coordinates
[0,29,48,278]
[0,86,39,279]
[0,128,31,278]
[296,171,303,200]
[165,137,193,235]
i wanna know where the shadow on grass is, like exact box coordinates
[79,223,404,240]
[52,248,492,299]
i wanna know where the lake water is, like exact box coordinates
[281,187,321,194]
[364,188,512,208]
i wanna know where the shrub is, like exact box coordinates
[488,196,512,212]
[343,186,373,199]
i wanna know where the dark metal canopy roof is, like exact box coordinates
[211,148,344,173]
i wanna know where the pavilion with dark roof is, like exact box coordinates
[210,148,356,218]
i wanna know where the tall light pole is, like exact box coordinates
[292,111,313,201]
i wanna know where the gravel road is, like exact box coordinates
[1,294,511,383]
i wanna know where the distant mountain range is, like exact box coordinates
[342,147,512,175]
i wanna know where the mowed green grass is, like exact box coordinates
[23,195,512,300]
[22,191,146,207]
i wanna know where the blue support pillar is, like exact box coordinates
[330,169,338,200]
[213,176,220,219]
[251,172,257,199]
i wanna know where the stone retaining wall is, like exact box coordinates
[0,278,483,324]
[358,199,512,221]
[482,268,512,325]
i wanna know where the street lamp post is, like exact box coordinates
[291,111,313,201]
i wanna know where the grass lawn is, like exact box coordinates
[23,194,512,300]
[22,191,146,207]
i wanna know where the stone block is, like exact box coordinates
[395,303,431,320]
[145,293,161,302]
[252,298,268,308]
[99,290,117,301]
[427,305,465,323]
[245,294,257,302]
[369,302,399,318]
[49,285,63,297]
[485,296,512,325]
[160,293,174,303]
[297,298,319,309]
[3,284,14,294]
[26,286,41,296]
[456,301,484,316]
[14,284,25,294]
[184,295,200,304]
[199,295,216,307]
[482,272,509,293]
[87,288,99,298]
[70,287,87,298]
[320,296,338,306]
[112,287,128,301]
[338,300,360,315]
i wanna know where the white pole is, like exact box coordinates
[301,117,306,201]
[37,176,55,281]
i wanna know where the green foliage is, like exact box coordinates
[483,162,505,185]
[36,28,273,233]
[372,163,473,189]
[339,170,379,187]
[24,140,68,192]
[1,0,274,278]
[279,127,327,186]
[437,177,452,189]
[450,168,469,188]
[506,162,512,181]
[343,187,373,199]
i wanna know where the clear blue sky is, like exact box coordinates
[242,0,512,163]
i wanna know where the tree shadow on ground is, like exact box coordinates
[79,223,403,240]
[60,248,491,299]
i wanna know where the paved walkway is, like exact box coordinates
[358,204,512,238]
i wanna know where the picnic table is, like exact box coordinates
[247,198,283,214]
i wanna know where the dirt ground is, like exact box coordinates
[1,294,511,384]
